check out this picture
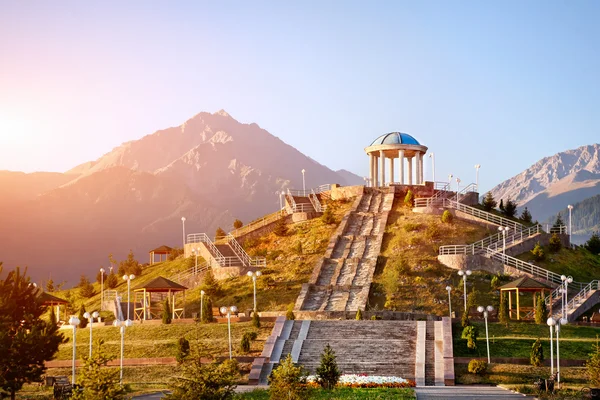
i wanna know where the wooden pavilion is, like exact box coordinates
[39,292,68,323]
[499,276,552,320]
[133,276,187,321]
[149,245,172,265]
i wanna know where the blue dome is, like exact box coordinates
[370,132,420,146]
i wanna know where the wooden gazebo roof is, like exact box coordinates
[39,292,68,305]
[133,276,187,293]
[150,245,172,254]
[499,276,552,291]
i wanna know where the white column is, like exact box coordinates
[407,157,413,185]
[415,152,421,185]
[374,155,379,187]
[380,150,386,186]
[420,154,425,184]
[390,158,395,184]
[369,153,374,187]
[399,150,404,185]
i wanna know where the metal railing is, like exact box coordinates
[172,262,210,285]
[309,189,326,212]
[550,225,568,234]
[439,226,540,256]
[287,189,307,197]
[434,181,451,190]
[285,191,298,211]
[565,280,600,318]
[226,234,266,267]
[446,199,523,230]
[186,233,227,267]
[229,209,286,238]
[458,183,478,194]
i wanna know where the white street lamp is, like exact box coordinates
[100,268,105,311]
[192,247,201,275]
[457,270,472,313]
[477,305,494,363]
[547,317,556,376]
[445,286,452,318]
[555,317,568,385]
[456,177,461,202]
[429,153,435,183]
[475,164,481,192]
[122,274,135,321]
[200,290,206,322]
[113,319,133,384]
[277,191,283,210]
[567,204,573,244]
[83,311,100,359]
[247,271,262,312]
[301,169,306,196]
[220,306,238,360]
[68,316,80,384]
[560,275,573,319]
[181,217,186,250]
[498,226,510,255]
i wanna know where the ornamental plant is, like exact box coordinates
[176,337,190,364]
[530,338,544,367]
[269,354,307,400]
[441,210,454,224]
[461,325,478,350]
[316,344,341,390]
[162,298,172,324]
[73,340,126,400]
[252,311,261,328]
[404,190,414,207]
[286,303,296,321]
[468,359,487,375]
[355,309,363,320]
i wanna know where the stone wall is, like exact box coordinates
[389,182,435,199]
[236,215,293,247]
[293,310,440,321]
[330,184,364,200]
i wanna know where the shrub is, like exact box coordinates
[585,232,600,255]
[269,354,307,400]
[240,333,251,353]
[531,242,545,261]
[79,275,95,299]
[425,223,441,240]
[404,190,414,208]
[167,358,239,400]
[534,293,548,325]
[316,344,341,390]
[168,247,184,261]
[274,217,288,236]
[78,304,88,329]
[586,345,600,386]
[461,312,470,328]
[403,222,420,232]
[73,340,126,400]
[233,219,243,229]
[294,241,303,255]
[202,296,214,323]
[286,303,296,320]
[106,273,118,289]
[322,206,336,224]
[520,207,533,224]
[490,276,499,290]
[370,315,382,320]
[549,233,562,253]
[355,309,363,320]
[252,311,261,328]
[468,359,487,375]
[441,210,454,224]
[215,227,226,238]
[162,298,172,325]
[461,325,478,350]
[499,294,510,326]
[176,337,190,364]
[530,338,544,367]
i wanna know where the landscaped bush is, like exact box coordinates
[462,325,478,350]
[441,210,454,224]
[531,242,545,261]
[286,303,296,320]
[355,309,362,320]
[404,190,414,208]
[269,354,307,400]
[176,337,190,364]
[316,344,341,389]
[534,293,548,325]
[166,358,239,400]
[467,359,487,375]
[549,233,562,253]
[586,345,600,386]
[425,223,441,240]
[162,298,172,325]
[403,222,420,232]
[252,311,261,328]
[240,333,251,353]
[530,338,544,367]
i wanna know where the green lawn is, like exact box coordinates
[516,245,600,283]
[455,363,587,386]
[235,387,415,399]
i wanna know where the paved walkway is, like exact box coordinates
[415,386,528,399]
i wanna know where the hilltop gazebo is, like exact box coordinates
[365,132,429,187]
[39,292,68,323]
[149,245,172,265]
[499,276,552,320]
[133,276,187,321]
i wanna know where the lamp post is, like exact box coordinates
[301,169,306,196]
[192,247,200,275]
[457,269,472,312]
[200,290,205,322]
[100,268,105,311]
[547,317,556,376]
[475,164,481,192]
[122,274,135,321]
[445,286,452,318]
[456,177,461,202]
[83,311,100,359]
[567,204,573,244]
[555,317,568,385]
[429,153,435,183]
[498,226,510,254]
[220,306,238,360]
[68,316,80,384]
[477,305,494,363]
[113,319,133,384]
[560,275,573,319]
[181,217,186,250]
[247,271,262,312]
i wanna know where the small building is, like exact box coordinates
[133,276,187,321]
[499,276,552,320]
[149,245,172,265]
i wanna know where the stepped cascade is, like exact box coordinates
[294,187,394,312]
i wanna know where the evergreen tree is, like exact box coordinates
[499,294,510,326]
[0,265,65,400]
[201,269,221,297]
[461,325,478,350]
[252,311,261,328]
[549,233,562,253]
[239,332,251,353]
[316,343,341,390]
[163,298,172,324]
[233,219,243,229]
[49,306,57,324]
[585,232,600,255]
[482,192,497,211]
[530,338,544,367]
[499,199,504,211]
[404,190,414,208]
[78,304,88,329]
[166,358,239,400]
[176,337,190,364]
[119,250,142,276]
[520,207,533,224]
[78,274,95,298]
[554,213,565,229]
[215,227,226,238]
[587,345,600,386]
[269,354,307,400]
[503,199,518,218]
[534,293,548,325]
[201,295,214,323]
[106,272,118,289]
[72,340,126,400]
[355,309,363,320]
[45,278,55,293]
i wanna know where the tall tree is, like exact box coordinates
[553,213,565,229]
[482,192,497,211]
[534,292,548,325]
[520,207,533,224]
[72,340,125,400]
[503,199,518,218]
[0,265,65,400]
[316,343,341,390]
[119,250,142,276]
[585,232,600,255]
[499,199,505,211]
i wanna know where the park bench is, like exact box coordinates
[51,376,72,399]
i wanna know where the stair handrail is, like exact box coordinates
[565,280,600,318]
[439,224,542,255]
[114,293,125,321]
[225,234,266,267]
[458,183,478,195]
[309,189,325,212]
[285,190,298,211]
[229,209,286,238]
[444,199,524,231]
[186,233,226,266]
[173,264,211,286]
[414,182,452,207]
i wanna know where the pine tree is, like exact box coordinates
[269,354,306,400]
[252,311,261,328]
[176,337,190,364]
[215,227,226,238]
[503,199,518,218]
[316,343,341,390]
[240,332,251,353]
[530,338,544,367]
[586,232,600,254]
[119,250,142,276]
[167,358,239,399]
[554,213,565,229]
[520,207,533,224]
[45,278,55,292]
[78,275,95,298]
[201,296,214,323]
[0,265,65,400]
[106,272,118,289]
[404,190,414,208]
[96,268,107,284]
[72,340,126,400]
[163,298,172,324]
[534,293,548,325]
[78,304,88,329]
[549,233,562,252]
[482,192,497,211]
[499,199,504,211]
[233,219,243,229]
[201,269,221,297]
[499,294,510,326]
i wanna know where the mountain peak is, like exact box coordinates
[214,109,231,118]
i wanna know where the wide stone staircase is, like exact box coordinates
[185,233,266,269]
[251,317,454,386]
[295,188,393,313]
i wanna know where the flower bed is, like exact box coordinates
[307,374,416,388]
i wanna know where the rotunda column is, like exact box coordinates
[415,152,422,185]
[374,154,379,187]
[398,150,405,185]
[369,153,374,187]
[420,153,425,184]
[407,157,413,185]
[389,157,395,184]
[379,150,386,186]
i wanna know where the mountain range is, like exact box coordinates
[0,110,362,284]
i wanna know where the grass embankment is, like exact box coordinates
[371,200,492,314]
[454,321,600,360]
[516,245,600,283]
[236,387,415,399]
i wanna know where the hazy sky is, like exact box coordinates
[1,1,598,193]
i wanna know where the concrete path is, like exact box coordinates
[415,386,528,399]
[131,392,169,399]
